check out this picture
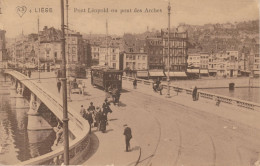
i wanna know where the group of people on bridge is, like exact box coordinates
[80,99,112,133]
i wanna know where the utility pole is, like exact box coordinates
[106,19,108,66]
[60,0,69,164]
[37,16,41,83]
[66,0,71,102]
[166,1,171,98]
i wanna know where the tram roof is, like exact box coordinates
[91,65,123,73]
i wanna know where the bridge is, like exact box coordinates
[4,69,260,166]
[5,70,90,165]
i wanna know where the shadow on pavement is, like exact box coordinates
[118,102,127,107]
[121,89,130,93]
[109,118,118,121]
[104,128,114,133]
[80,133,99,163]
[130,146,140,152]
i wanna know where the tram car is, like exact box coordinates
[91,66,123,91]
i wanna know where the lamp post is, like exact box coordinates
[37,17,41,83]
[60,0,69,164]
[66,0,72,102]
[166,1,171,98]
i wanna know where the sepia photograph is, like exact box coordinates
[0,0,259,165]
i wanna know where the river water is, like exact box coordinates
[0,74,56,165]
[204,87,260,103]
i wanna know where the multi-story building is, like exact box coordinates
[39,26,62,68]
[215,52,228,77]
[187,53,200,68]
[208,54,217,76]
[99,46,120,70]
[82,39,92,67]
[226,50,238,77]
[200,52,209,75]
[123,52,148,70]
[66,31,84,64]
[161,29,188,78]
[91,44,100,66]
[187,53,200,75]
[252,48,260,77]
[146,37,164,70]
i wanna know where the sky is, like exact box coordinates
[0,0,259,38]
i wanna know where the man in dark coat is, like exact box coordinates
[87,102,95,113]
[123,124,132,152]
[95,107,102,130]
[57,80,61,93]
[133,79,137,89]
[103,99,112,116]
[100,112,107,133]
[85,111,93,133]
[28,70,31,78]
[192,86,198,101]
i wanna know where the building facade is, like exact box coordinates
[146,37,164,70]
[99,46,120,70]
[161,29,188,77]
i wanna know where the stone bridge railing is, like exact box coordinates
[123,76,260,111]
[5,70,90,165]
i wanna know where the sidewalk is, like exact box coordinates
[123,79,260,131]
[30,72,140,166]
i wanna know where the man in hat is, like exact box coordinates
[87,102,95,113]
[123,124,132,152]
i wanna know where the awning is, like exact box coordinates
[168,72,187,77]
[209,69,217,73]
[187,69,200,73]
[149,70,165,77]
[200,69,209,74]
[137,71,149,78]
[254,70,260,75]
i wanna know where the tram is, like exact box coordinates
[90,66,123,91]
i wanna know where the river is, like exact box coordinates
[204,87,260,103]
[0,74,56,165]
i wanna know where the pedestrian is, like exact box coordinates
[133,79,137,89]
[82,82,86,95]
[100,112,107,133]
[80,105,86,118]
[95,107,102,130]
[115,88,121,105]
[57,79,61,93]
[87,102,95,113]
[102,99,112,121]
[123,124,132,152]
[192,86,197,101]
[158,84,163,95]
[28,70,31,78]
[85,111,93,133]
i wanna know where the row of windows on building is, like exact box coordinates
[126,62,146,69]
[163,48,187,55]
[126,55,146,60]
[163,41,187,47]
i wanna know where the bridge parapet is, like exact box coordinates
[123,76,260,111]
[5,70,90,165]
